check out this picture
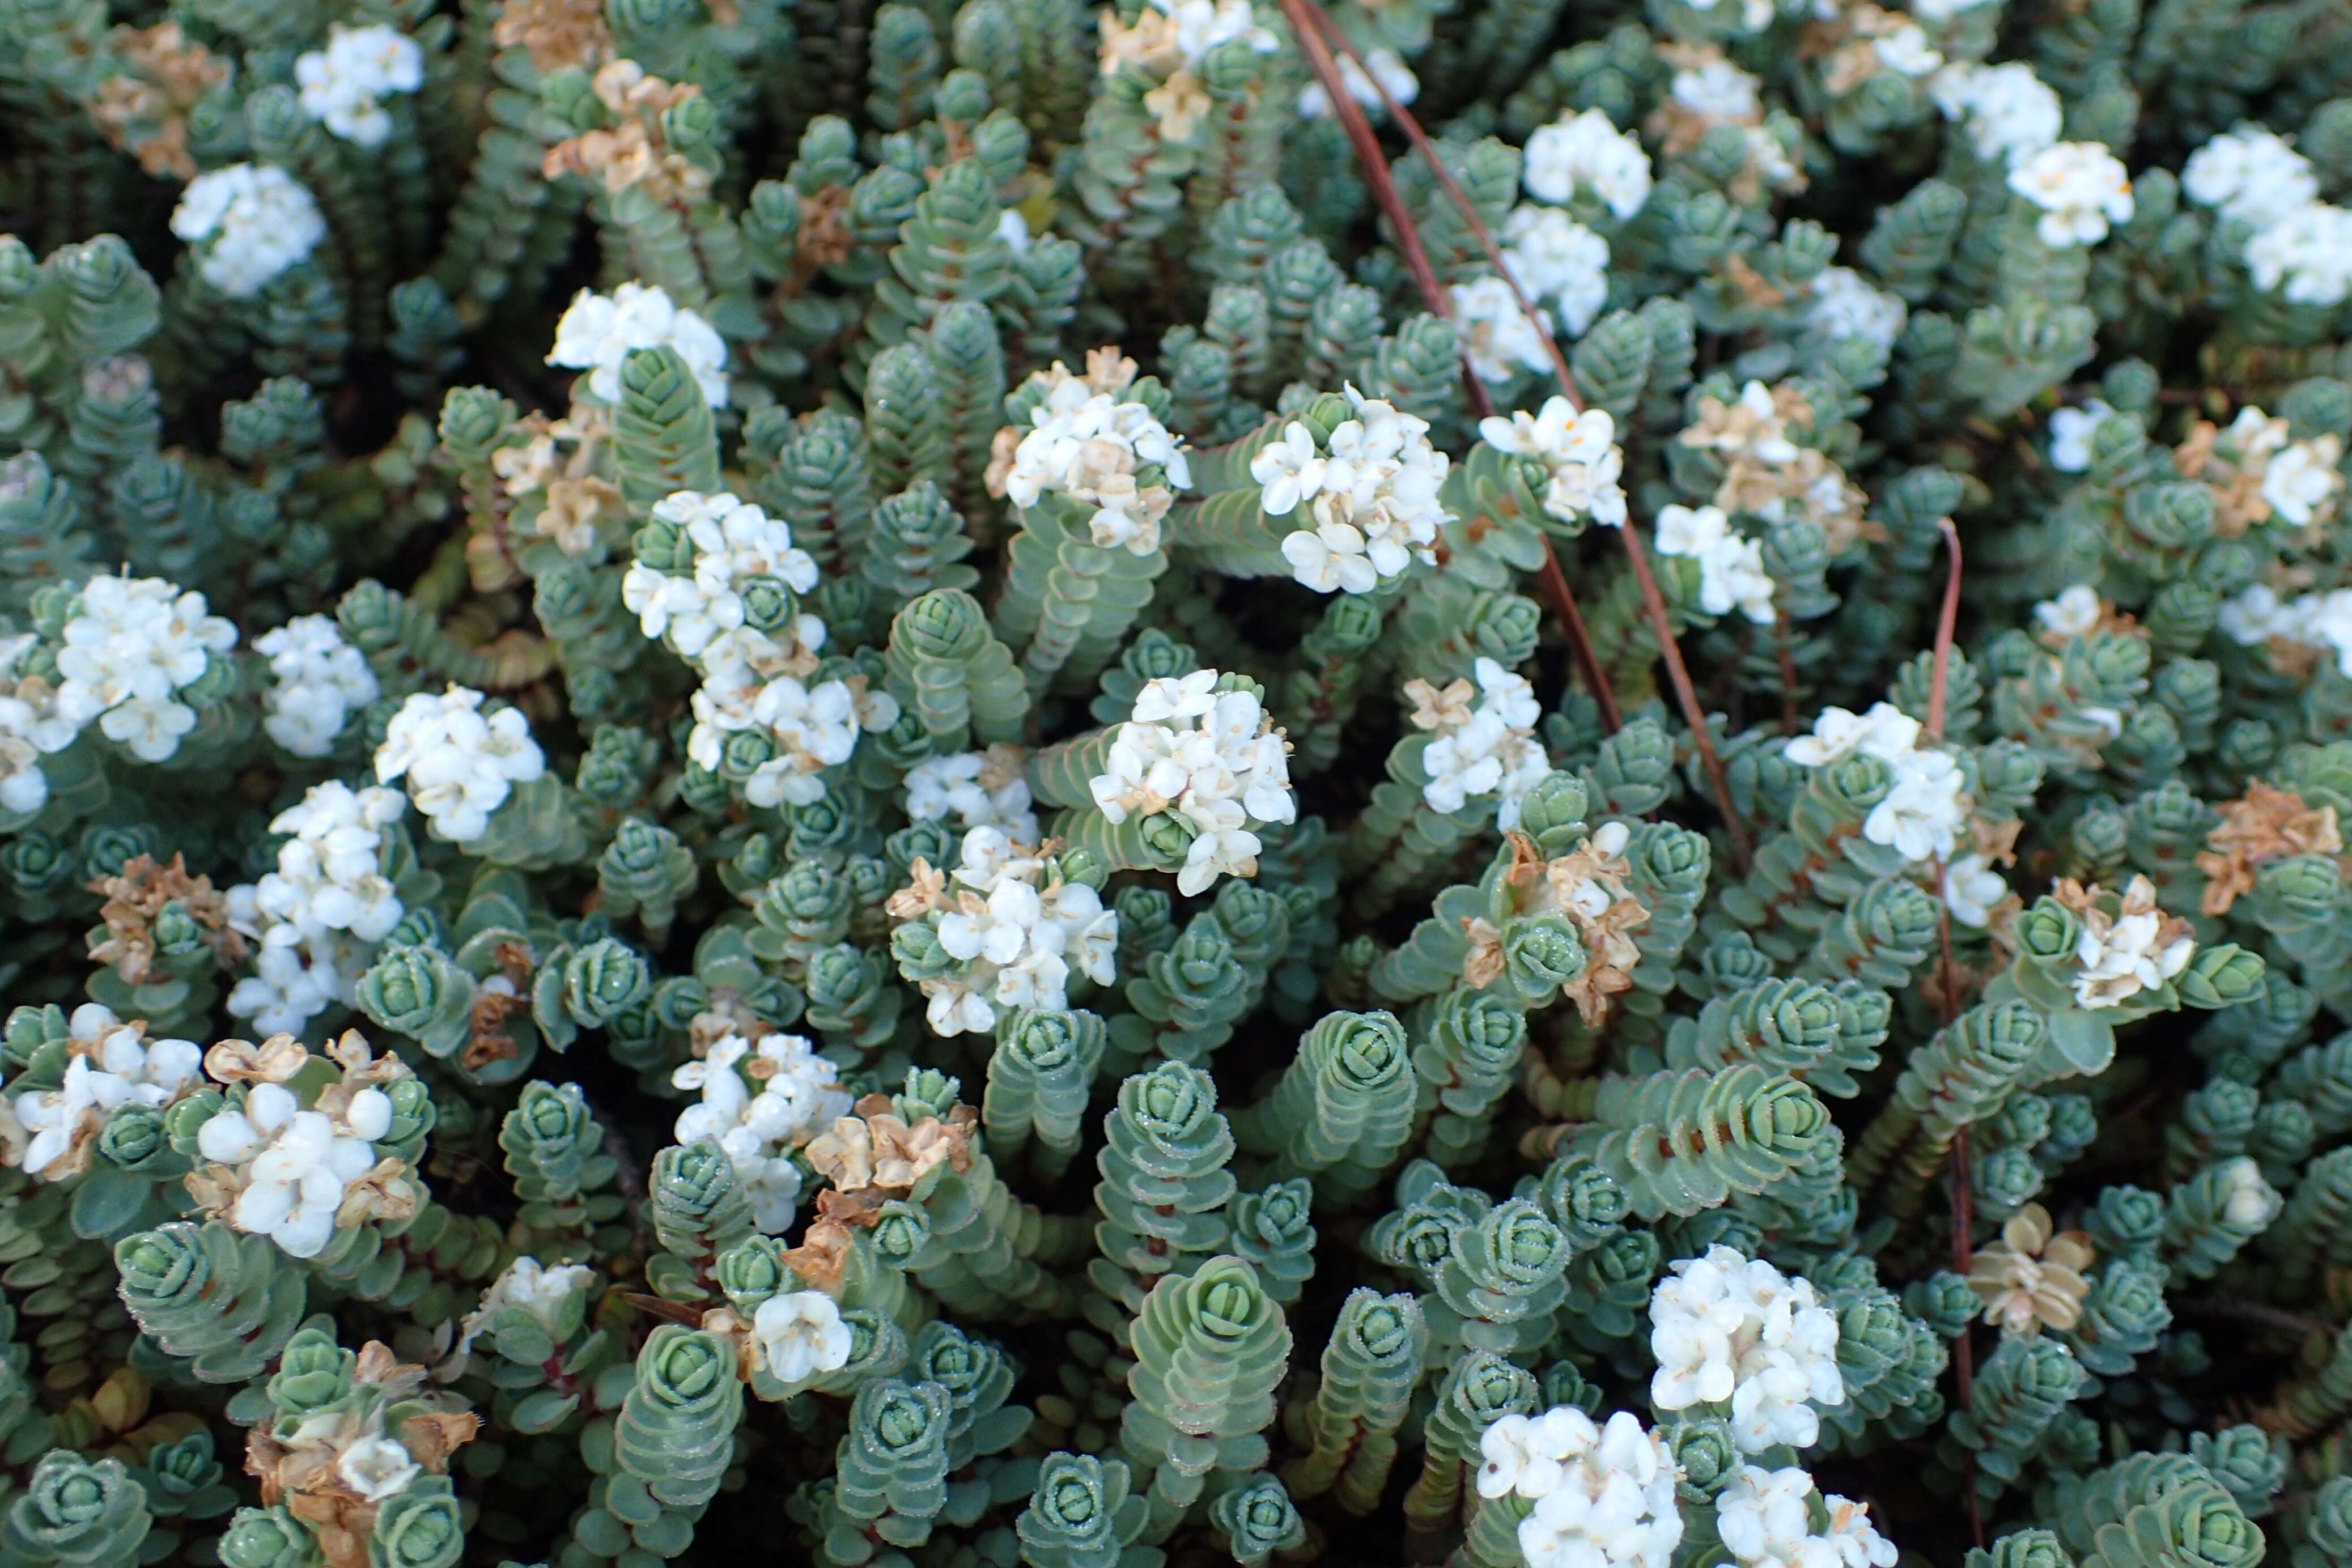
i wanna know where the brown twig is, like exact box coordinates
[1922,513,1983,1548]
[1926,517,1964,741]
[1298,4,1759,849]
[1278,0,1638,738]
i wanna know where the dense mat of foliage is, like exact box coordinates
[11,0,2352,1562]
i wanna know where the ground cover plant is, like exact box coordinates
[7,0,2352,1562]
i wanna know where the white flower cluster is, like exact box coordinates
[2220,584,2352,675]
[1786,701,1967,865]
[1413,658,1551,829]
[2072,879,2197,1010]
[1928,62,2061,167]
[1479,398,1629,529]
[996,358,1192,554]
[619,490,893,809]
[195,1079,394,1257]
[1297,45,1418,119]
[1501,206,1612,340]
[9,1006,201,1180]
[255,615,380,757]
[904,747,1040,842]
[1716,1465,1899,1568]
[226,929,376,1038]
[673,1031,853,1231]
[1656,505,1774,626]
[1804,267,1907,355]
[548,282,729,407]
[375,685,545,842]
[171,165,328,299]
[2180,125,2352,307]
[1453,275,1555,384]
[0,632,79,815]
[1942,853,2010,929]
[295,24,424,146]
[455,1256,597,1361]
[1649,1245,1846,1452]
[2033,585,2104,641]
[2007,142,2136,248]
[1250,389,1451,592]
[689,668,894,809]
[2182,125,2320,230]
[1148,0,1277,65]
[2243,203,2352,307]
[903,826,1123,1034]
[752,1290,856,1383]
[2203,407,2347,528]
[246,783,407,950]
[1656,56,1802,196]
[1088,671,1297,896]
[55,574,237,763]
[1476,1407,1684,1568]
[1523,109,1654,220]
[623,490,824,664]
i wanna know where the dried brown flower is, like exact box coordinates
[1966,1203,2094,1336]
[87,853,245,983]
[2197,782,2344,915]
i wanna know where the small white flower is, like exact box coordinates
[2034,585,2104,639]
[196,1082,381,1257]
[1650,1246,1845,1452]
[336,1435,423,1503]
[1523,108,1653,219]
[752,1290,855,1382]
[2262,437,2346,526]
[1500,206,1612,338]
[1655,505,1775,625]
[171,165,328,298]
[1863,747,1966,864]
[548,282,729,407]
[2007,142,2136,248]
[1785,702,1922,767]
[1451,275,1553,384]
[1942,853,2009,929]
[2181,126,2320,230]
[295,24,425,146]
[1930,63,2062,166]
[2048,400,2117,473]
[1805,267,1907,354]
[375,685,545,842]
[2245,203,2352,307]
[1297,45,1417,118]
[256,615,379,757]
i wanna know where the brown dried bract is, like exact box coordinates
[245,1344,474,1568]
[2197,781,2344,915]
[490,0,614,74]
[84,23,227,180]
[87,853,246,983]
[1966,1203,2094,1336]
[805,1097,978,1196]
[885,858,949,921]
[203,1034,313,1085]
[542,60,714,204]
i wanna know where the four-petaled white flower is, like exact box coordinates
[2008,142,2135,248]
[753,1290,856,1383]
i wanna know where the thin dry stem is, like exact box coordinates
[1280,0,1624,734]
[1296,2,1744,857]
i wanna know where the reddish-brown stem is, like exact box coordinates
[1294,3,1740,856]
[1921,513,1981,1545]
[1280,0,1630,736]
[1926,517,1963,741]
